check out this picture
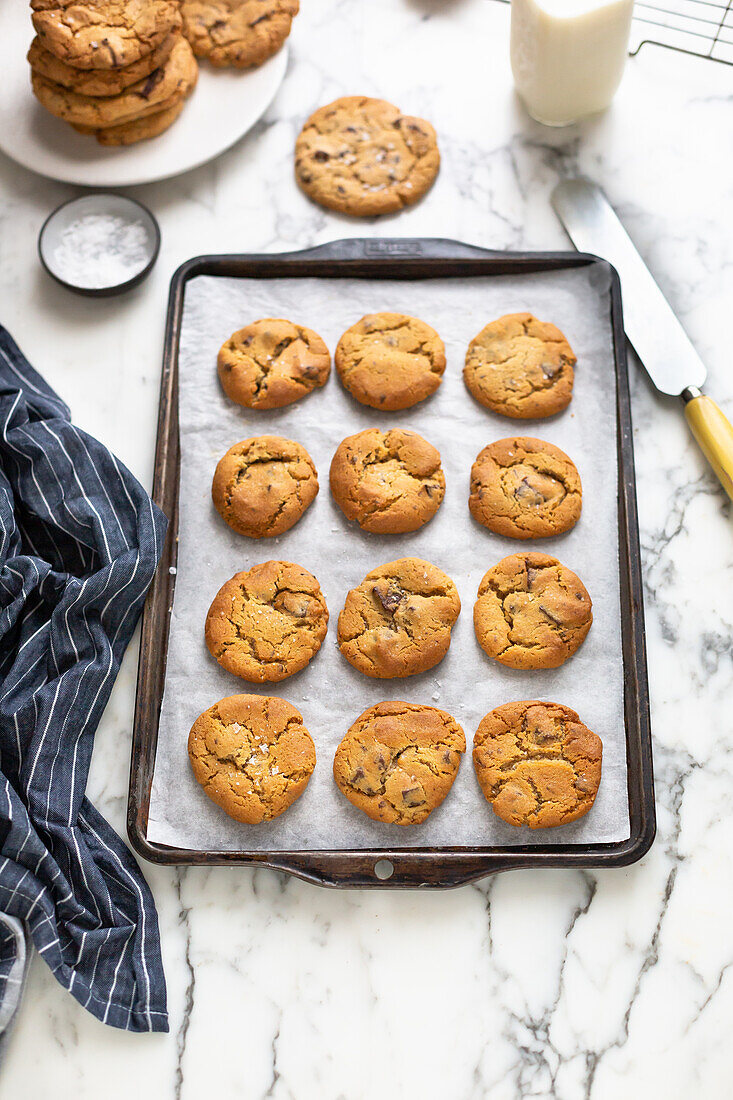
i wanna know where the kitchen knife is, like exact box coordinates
[552,178,733,502]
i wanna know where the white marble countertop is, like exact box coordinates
[2,1,732,1096]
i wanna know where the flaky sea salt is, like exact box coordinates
[52,213,151,289]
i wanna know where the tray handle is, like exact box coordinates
[274,237,507,264]
[263,851,528,888]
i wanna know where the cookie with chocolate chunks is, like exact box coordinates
[31,35,197,129]
[181,0,298,68]
[473,552,592,670]
[473,700,602,828]
[31,0,181,69]
[330,428,444,534]
[218,318,330,410]
[205,561,328,682]
[337,557,460,678]
[295,96,440,217]
[464,312,576,419]
[28,32,176,96]
[334,701,465,825]
[469,436,582,539]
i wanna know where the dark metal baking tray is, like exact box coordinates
[127,237,655,887]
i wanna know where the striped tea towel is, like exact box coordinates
[0,327,168,1034]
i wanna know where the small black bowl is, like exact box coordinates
[38,193,161,297]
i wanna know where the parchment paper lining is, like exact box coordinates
[147,266,630,851]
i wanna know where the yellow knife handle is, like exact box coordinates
[683,388,733,502]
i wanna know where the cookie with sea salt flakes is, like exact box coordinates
[217,319,331,410]
[205,561,329,682]
[337,558,461,679]
[473,701,602,829]
[31,0,182,70]
[31,35,197,129]
[333,701,465,825]
[329,428,445,534]
[212,436,318,538]
[181,0,298,68]
[464,312,577,419]
[295,96,440,217]
[27,33,176,96]
[473,552,593,670]
[188,693,316,823]
[469,437,582,539]
[335,313,446,410]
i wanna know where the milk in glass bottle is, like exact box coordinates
[511,0,635,126]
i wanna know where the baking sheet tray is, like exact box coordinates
[128,238,655,887]
[155,271,625,847]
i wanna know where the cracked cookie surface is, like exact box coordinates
[188,693,316,823]
[295,96,440,217]
[205,561,328,682]
[469,436,582,539]
[212,436,318,539]
[337,557,460,679]
[28,32,175,96]
[334,702,465,825]
[335,313,446,411]
[31,35,197,128]
[330,428,445,534]
[474,552,592,670]
[464,312,576,419]
[218,318,330,410]
[31,0,181,70]
[473,700,602,828]
[181,0,298,67]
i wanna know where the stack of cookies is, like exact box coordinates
[28,1,198,146]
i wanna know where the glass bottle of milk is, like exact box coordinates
[511,0,635,126]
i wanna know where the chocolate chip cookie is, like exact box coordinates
[338,558,461,679]
[212,436,318,538]
[181,0,298,67]
[329,428,445,534]
[31,35,197,129]
[205,561,328,682]
[218,319,330,410]
[469,437,582,539]
[335,313,446,411]
[31,0,181,69]
[473,553,592,670]
[464,313,576,419]
[333,702,465,825]
[28,32,176,96]
[72,96,186,144]
[295,96,440,217]
[473,701,602,828]
[188,693,316,823]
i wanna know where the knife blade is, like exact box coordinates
[551,178,733,501]
[552,178,704,396]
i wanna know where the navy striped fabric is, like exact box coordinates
[0,327,168,1032]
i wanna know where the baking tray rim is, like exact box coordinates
[127,236,656,888]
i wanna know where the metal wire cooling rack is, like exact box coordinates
[630,0,732,64]
[493,0,733,65]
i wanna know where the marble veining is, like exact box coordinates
[1,0,732,1096]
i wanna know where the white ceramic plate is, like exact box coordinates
[0,7,288,187]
